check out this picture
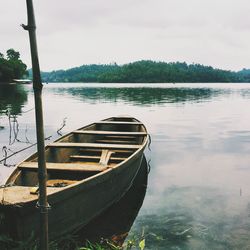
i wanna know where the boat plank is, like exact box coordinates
[18,162,109,172]
[79,148,134,154]
[95,139,135,144]
[70,155,126,161]
[48,142,141,149]
[95,121,142,125]
[105,135,137,139]
[73,130,146,136]
[70,155,101,160]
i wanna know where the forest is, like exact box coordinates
[0,49,27,83]
[40,60,250,83]
[2,52,250,83]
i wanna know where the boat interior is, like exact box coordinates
[7,117,147,193]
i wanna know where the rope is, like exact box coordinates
[22,107,35,113]
[0,135,52,164]
[148,133,152,151]
[1,146,15,167]
[57,117,67,135]
[147,159,151,173]
[146,133,152,173]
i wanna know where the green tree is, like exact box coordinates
[6,49,20,60]
[0,49,27,82]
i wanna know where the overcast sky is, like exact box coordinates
[1,0,250,71]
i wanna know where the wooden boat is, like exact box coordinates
[0,116,148,240]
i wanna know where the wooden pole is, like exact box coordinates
[22,1,49,249]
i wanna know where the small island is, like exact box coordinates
[40,60,250,83]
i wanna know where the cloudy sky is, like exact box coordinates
[1,0,250,71]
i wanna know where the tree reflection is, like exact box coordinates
[52,86,228,106]
[0,84,28,115]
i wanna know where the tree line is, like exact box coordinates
[0,49,27,83]
[1,51,250,83]
[40,60,250,83]
[40,64,119,83]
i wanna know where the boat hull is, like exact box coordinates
[0,147,145,240]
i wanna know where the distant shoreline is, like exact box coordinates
[35,61,250,83]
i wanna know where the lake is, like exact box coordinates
[1,83,250,249]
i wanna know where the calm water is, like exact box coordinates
[1,83,250,249]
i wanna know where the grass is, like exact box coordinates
[0,233,147,250]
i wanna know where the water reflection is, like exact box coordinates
[79,155,147,242]
[0,84,28,115]
[49,85,228,106]
[1,83,250,249]
[56,155,148,248]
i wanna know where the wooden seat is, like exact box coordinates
[95,139,135,144]
[79,148,134,154]
[70,149,119,165]
[18,162,109,172]
[48,142,141,149]
[95,121,142,125]
[73,130,147,136]
[70,155,126,161]
[105,135,137,139]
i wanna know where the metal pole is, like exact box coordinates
[22,1,49,249]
